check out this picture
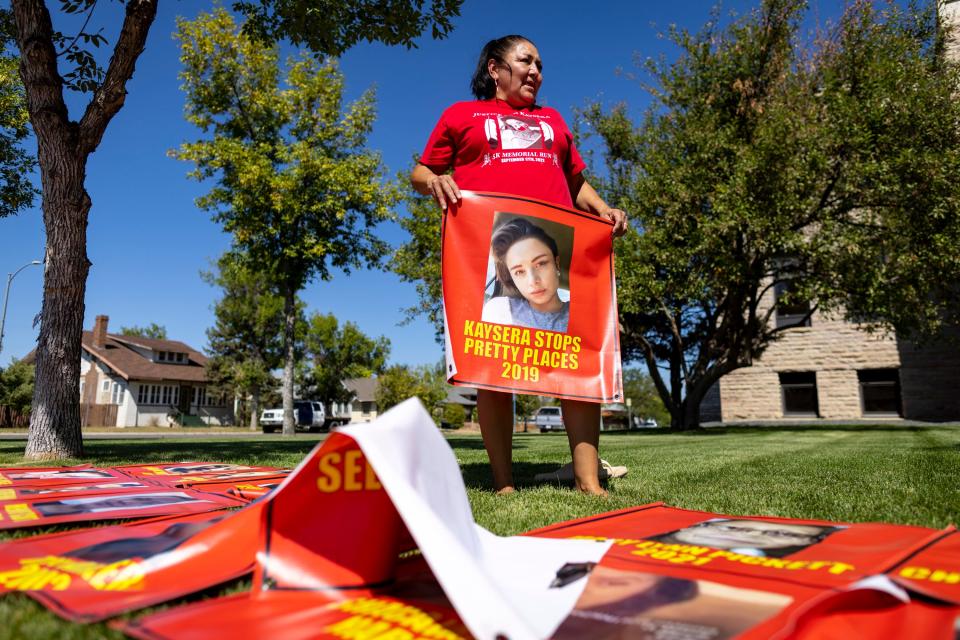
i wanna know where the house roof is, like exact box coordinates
[445,386,478,406]
[80,331,209,383]
[343,377,377,403]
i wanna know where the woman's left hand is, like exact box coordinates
[601,208,629,237]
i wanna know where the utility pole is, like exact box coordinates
[0,260,43,358]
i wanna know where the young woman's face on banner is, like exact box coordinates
[672,519,826,551]
[505,237,560,309]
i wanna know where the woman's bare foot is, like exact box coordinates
[495,486,516,495]
[576,483,608,497]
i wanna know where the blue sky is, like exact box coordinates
[0,0,846,367]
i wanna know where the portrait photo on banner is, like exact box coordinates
[481,212,575,334]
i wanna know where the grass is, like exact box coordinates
[0,424,957,638]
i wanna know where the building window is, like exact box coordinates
[774,281,812,328]
[111,382,123,405]
[859,369,901,416]
[157,351,166,362]
[101,379,110,391]
[780,372,819,416]
[360,401,375,417]
[176,352,184,363]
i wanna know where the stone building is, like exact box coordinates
[702,302,960,423]
[702,1,960,424]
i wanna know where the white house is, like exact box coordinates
[69,315,232,427]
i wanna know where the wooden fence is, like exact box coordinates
[80,403,118,427]
[0,405,29,428]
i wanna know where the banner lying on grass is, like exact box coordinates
[119,400,611,640]
[1,401,958,638]
[0,481,159,502]
[0,508,261,621]
[0,489,245,531]
[442,192,622,402]
[0,466,132,487]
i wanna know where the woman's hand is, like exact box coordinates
[600,207,629,237]
[411,164,461,211]
[427,174,462,211]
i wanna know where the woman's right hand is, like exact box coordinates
[411,164,462,211]
[427,174,462,211]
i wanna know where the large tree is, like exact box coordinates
[174,9,399,436]
[203,252,287,430]
[13,0,461,458]
[13,0,158,459]
[581,0,960,429]
[301,312,390,406]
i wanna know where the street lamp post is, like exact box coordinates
[0,260,43,359]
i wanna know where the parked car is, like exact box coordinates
[600,403,630,432]
[631,416,659,429]
[261,400,327,433]
[534,406,564,433]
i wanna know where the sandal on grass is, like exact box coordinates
[533,459,628,483]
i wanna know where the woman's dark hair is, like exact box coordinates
[471,35,534,100]
[491,217,559,298]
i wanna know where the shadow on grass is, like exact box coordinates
[461,461,601,491]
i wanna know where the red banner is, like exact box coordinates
[0,466,133,487]
[442,192,622,402]
[0,481,160,502]
[0,489,245,531]
[0,508,260,621]
[116,462,280,479]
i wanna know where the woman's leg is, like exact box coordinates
[560,399,606,496]
[477,388,515,493]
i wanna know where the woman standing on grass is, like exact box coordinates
[411,35,627,495]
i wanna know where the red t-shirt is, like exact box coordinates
[421,100,586,208]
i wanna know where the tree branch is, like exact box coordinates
[77,0,157,156]
[11,0,72,147]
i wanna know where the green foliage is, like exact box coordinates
[233,0,463,57]
[302,312,390,403]
[375,363,446,416]
[441,402,465,428]
[0,359,34,413]
[0,9,36,217]
[582,0,960,428]
[173,9,399,296]
[203,252,288,403]
[621,368,669,425]
[119,323,168,340]
[514,393,540,423]
[390,181,445,338]
[175,9,402,433]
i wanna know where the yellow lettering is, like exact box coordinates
[317,453,343,492]
[0,489,15,500]
[463,320,474,337]
[343,450,364,491]
[365,462,382,491]
[5,503,38,521]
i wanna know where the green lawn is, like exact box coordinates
[0,424,957,638]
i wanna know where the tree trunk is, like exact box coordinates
[249,385,260,431]
[281,286,296,436]
[12,0,157,459]
[25,152,89,459]
[668,334,685,430]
